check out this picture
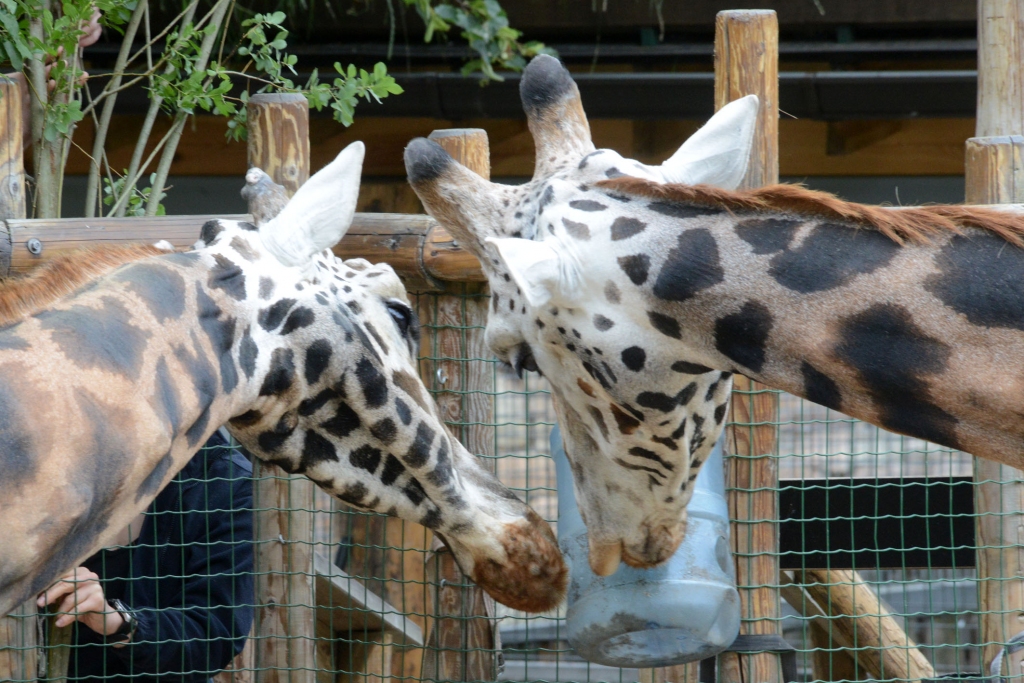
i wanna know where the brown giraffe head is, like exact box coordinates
[0,142,565,617]
[404,55,759,574]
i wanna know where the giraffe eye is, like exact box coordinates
[513,344,540,379]
[385,300,416,339]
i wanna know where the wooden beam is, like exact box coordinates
[418,128,499,683]
[248,93,317,683]
[716,10,783,683]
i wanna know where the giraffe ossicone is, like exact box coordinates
[406,53,1024,578]
[0,141,566,618]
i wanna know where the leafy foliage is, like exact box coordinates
[103,171,167,216]
[403,0,554,80]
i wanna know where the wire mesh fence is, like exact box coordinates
[2,287,1019,683]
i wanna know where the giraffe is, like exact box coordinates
[405,53,1024,578]
[0,141,566,619]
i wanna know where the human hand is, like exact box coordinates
[37,567,124,636]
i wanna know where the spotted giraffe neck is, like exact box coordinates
[588,181,1024,468]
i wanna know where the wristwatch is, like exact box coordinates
[107,599,137,644]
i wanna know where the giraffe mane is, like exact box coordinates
[0,244,167,327]
[597,177,1024,247]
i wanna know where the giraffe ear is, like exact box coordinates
[260,141,365,268]
[657,94,758,190]
[487,236,580,309]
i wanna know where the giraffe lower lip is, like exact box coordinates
[588,538,623,576]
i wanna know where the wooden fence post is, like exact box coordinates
[248,93,317,683]
[418,128,500,683]
[0,71,36,683]
[969,1,1024,676]
[714,11,783,683]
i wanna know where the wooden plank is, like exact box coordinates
[248,94,317,683]
[968,4,1024,674]
[0,71,35,683]
[800,570,936,682]
[716,11,783,683]
[418,128,499,683]
[313,554,424,646]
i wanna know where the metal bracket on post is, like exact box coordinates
[700,635,798,683]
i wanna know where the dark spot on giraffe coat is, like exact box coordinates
[259,348,296,396]
[582,361,612,390]
[356,357,388,408]
[229,236,259,262]
[605,167,626,179]
[801,361,843,411]
[420,508,443,530]
[538,185,556,213]
[652,435,677,451]
[257,414,297,453]
[118,262,186,322]
[229,409,263,427]
[770,222,901,293]
[629,446,675,471]
[648,311,681,339]
[395,398,413,426]
[621,346,646,371]
[714,301,773,373]
[238,221,258,232]
[618,254,651,285]
[37,296,151,380]
[611,216,647,241]
[304,339,332,386]
[578,150,604,169]
[136,451,174,502]
[648,201,724,219]
[570,199,607,212]
[425,439,453,486]
[281,307,315,335]
[393,370,432,413]
[196,285,238,393]
[713,403,727,425]
[349,445,382,474]
[611,404,641,434]
[834,303,960,448]
[380,453,405,486]
[404,478,427,505]
[338,482,369,507]
[594,314,614,331]
[364,322,390,355]
[258,298,297,331]
[239,327,258,379]
[637,391,677,412]
[152,357,181,435]
[0,332,28,350]
[200,220,224,245]
[404,422,436,467]
[588,406,610,441]
[704,381,719,402]
[735,217,802,254]
[320,402,360,439]
[299,430,339,473]
[613,457,666,481]
[562,217,591,240]
[653,229,724,302]
[209,254,247,301]
[298,387,340,416]
[678,382,699,406]
[259,277,274,300]
[0,376,37,490]
[370,417,398,445]
[604,280,621,304]
[925,231,1024,330]
[174,331,218,448]
[672,360,713,374]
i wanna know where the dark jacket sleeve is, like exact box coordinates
[114,456,254,681]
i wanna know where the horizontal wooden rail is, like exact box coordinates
[0,212,486,289]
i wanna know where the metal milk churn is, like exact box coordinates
[551,426,740,668]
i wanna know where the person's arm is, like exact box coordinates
[113,470,254,679]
